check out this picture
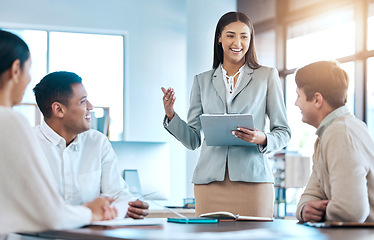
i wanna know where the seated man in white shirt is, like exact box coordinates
[32,71,149,219]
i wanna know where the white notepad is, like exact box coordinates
[199,114,255,146]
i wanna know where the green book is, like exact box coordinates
[167,218,218,224]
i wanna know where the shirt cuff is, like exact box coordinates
[163,115,170,127]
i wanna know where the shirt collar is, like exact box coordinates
[220,63,245,76]
[316,105,350,137]
[40,120,80,149]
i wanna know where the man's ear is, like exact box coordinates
[314,92,324,109]
[51,102,65,118]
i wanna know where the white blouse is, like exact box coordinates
[221,64,245,106]
[0,107,91,235]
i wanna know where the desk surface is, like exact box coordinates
[17,219,374,240]
[147,208,195,218]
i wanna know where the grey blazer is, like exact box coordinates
[165,65,291,184]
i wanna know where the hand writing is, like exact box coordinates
[84,197,118,222]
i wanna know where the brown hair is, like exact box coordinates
[213,12,260,69]
[295,61,349,109]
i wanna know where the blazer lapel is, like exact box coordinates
[212,67,226,107]
[232,65,254,100]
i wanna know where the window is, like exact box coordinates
[285,8,356,157]
[368,2,374,51]
[255,30,276,68]
[340,61,355,114]
[367,57,374,139]
[6,29,124,140]
[285,74,316,157]
[286,8,355,69]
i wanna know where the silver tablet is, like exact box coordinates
[199,114,255,146]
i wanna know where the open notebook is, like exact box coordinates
[200,211,273,222]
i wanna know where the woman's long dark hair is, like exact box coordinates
[0,30,30,87]
[213,12,260,70]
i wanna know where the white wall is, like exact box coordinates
[0,0,237,206]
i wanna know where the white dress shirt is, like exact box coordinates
[0,107,91,235]
[33,120,134,219]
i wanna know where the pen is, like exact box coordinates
[135,191,159,201]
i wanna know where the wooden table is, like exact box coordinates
[16,219,374,240]
[146,208,195,218]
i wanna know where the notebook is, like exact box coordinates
[199,114,255,146]
[199,211,273,222]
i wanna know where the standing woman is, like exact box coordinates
[161,12,290,217]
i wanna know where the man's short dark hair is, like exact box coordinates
[33,71,82,119]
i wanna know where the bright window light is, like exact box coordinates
[6,29,48,104]
[340,61,355,114]
[285,75,316,157]
[368,3,374,50]
[5,29,125,141]
[49,32,124,140]
[367,57,374,139]
[287,8,355,69]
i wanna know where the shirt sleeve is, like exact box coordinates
[99,136,134,219]
[164,75,203,150]
[296,170,326,222]
[323,129,370,222]
[0,111,91,234]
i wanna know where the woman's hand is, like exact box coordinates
[84,197,117,222]
[232,127,267,146]
[161,87,176,121]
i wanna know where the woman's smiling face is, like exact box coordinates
[219,21,251,66]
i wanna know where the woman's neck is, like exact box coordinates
[222,61,245,76]
[0,87,13,107]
